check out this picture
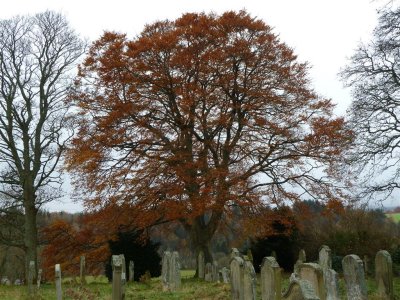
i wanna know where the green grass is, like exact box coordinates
[387,212,400,223]
[0,271,399,299]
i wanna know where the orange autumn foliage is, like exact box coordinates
[66,11,351,261]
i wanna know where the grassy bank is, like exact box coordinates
[0,271,399,300]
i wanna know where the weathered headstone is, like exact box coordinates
[80,255,86,285]
[119,254,126,298]
[198,250,205,279]
[205,262,212,282]
[363,255,369,275]
[161,251,171,291]
[247,249,254,263]
[129,260,134,282]
[220,267,230,283]
[272,250,277,259]
[282,279,320,300]
[231,248,241,259]
[55,264,62,300]
[28,260,35,295]
[230,256,244,300]
[299,263,326,300]
[261,256,282,300]
[375,250,394,300]
[319,245,332,270]
[112,255,123,300]
[318,245,338,300]
[324,268,339,300]
[212,261,219,282]
[37,269,42,289]
[342,254,367,300]
[169,251,181,291]
[243,258,256,300]
[294,249,306,275]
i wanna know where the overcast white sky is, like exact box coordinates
[1,0,392,211]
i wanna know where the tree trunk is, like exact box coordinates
[23,181,38,289]
[185,212,222,278]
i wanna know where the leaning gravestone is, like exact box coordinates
[55,264,62,300]
[299,263,326,300]
[205,262,212,282]
[198,251,205,279]
[375,250,394,300]
[282,279,320,300]
[230,256,245,300]
[261,256,281,300]
[129,261,134,282]
[342,255,367,300]
[112,255,124,300]
[243,258,256,300]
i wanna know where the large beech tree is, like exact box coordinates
[0,11,85,283]
[68,11,350,268]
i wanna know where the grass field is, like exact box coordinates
[387,212,400,222]
[0,271,399,300]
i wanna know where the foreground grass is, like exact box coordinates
[0,271,399,300]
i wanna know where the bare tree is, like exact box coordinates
[0,11,85,284]
[341,5,400,201]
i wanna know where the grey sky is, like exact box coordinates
[1,0,389,211]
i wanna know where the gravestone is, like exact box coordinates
[112,255,123,300]
[363,255,369,275]
[28,260,35,295]
[324,268,339,300]
[161,251,171,291]
[120,254,126,284]
[247,249,254,263]
[231,248,241,259]
[220,267,230,283]
[294,249,306,275]
[319,245,332,270]
[205,262,212,282]
[37,269,42,289]
[230,256,244,300]
[261,256,282,300]
[282,279,320,300]
[169,251,181,291]
[342,254,367,300]
[80,255,86,285]
[299,263,326,300]
[318,245,338,300]
[375,250,394,300]
[55,264,62,300]
[198,250,205,279]
[129,261,134,282]
[212,261,218,282]
[243,258,256,300]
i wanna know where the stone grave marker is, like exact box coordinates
[261,256,281,300]
[363,255,369,275]
[80,255,86,285]
[112,255,123,300]
[220,267,230,283]
[282,278,320,300]
[198,250,205,279]
[205,262,212,282]
[37,269,42,289]
[375,250,394,300]
[212,261,218,282]
[318,245,338,300]
[230,256,244,300]
[243,258,256,300]
[169,251,181,291]
[299,263,326,300]
[319,245,332,270]
[55,264,62,300]
[129,260,134,282]
[342,254,367,300]
[161,251,171,291]
[294,249,306,275]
